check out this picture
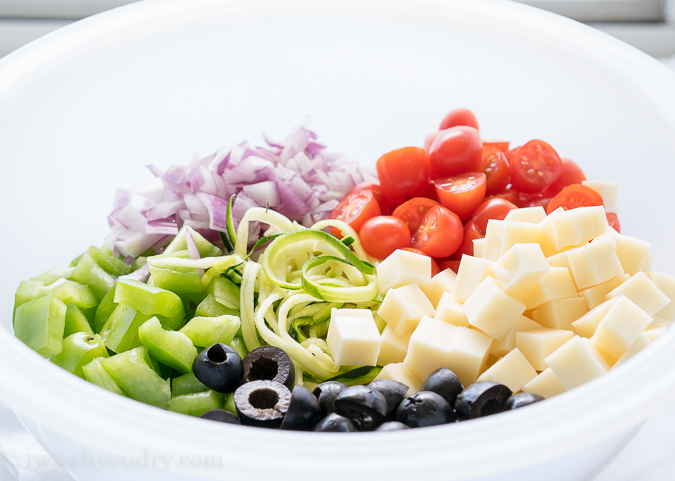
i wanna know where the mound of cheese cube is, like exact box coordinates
[329,204,675,399]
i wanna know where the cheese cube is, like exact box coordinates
[327,308,382,367]
[374,363,422,395]
[477,348,538,392]
[643,251,654,272]
[591,295,653,359]
[377,325,413,366]
[446,326,493,386]
[571,297,619,338]
[532,298,588,331]
[580,274,629,310]
[644,323,668,342]
[516,328,575,371]
[646,272,675,321]
[537,208,565,257]
[582,180,618,213]
[504,206,547,224]
[376,249,432,294]
[434,292,470,327]
[403,317,457,380]
[500,222,540,257]
[377,284,435,336]
[551,206,609,251]
[546,250,580,290]
[522,368,566,399]
[483,219,505,261]
[651,316,673,327]
[492,243,550,297]
[453,255,496,301]
[602,232,651,276]
[613,334,652,368]
[544,336,609,390]
[462,277,526,341]
[423,268,457,308]
[490,315,541,357]
[473,238,486,258]
[605,272,670,316]
[566,235,624,290]
[523,267,577,310]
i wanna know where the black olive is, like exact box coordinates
[192,343,243,393]
[455,382,512,420]
[199,409,241,425]
[280,386,321,431]
[368,379,408,416]
[234,380,291,428]
[333,385,388,431]
[312,381,347,417]
[502,392,545,411]
[395,391,456,428]
[243,346,295,389]
[420,368,464,407]
[375,421,410,431]
[314,413,358,432]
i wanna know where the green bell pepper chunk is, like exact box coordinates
[64,303,94,338]
[14,294,66,358]
[167,390,224,417]
[223,392,237,417]
[71,253,116,301]
[100,304,151,353]
[114,278,185,330]
[87,246,133,277]
[94,283,118,333]
[179,315,241,348]
[82,357,129,397]
[228,336,248,360]
[205,277,240,311]
[195,294,238,318]
[51,332,109,378]
[149,264,202,294]
[172,372,209,396]
[138,317,198,374]
[47,279,98,311]
[30,267,75,286]
[164,226,222,258]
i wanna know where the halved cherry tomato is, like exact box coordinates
[423,182,440,203]
[453,218,484,259]
[471,198,518,235]
[402,247,441,277]
[429,126,483,179]
[477,146,511,196]
[439,108,479,131]
[329,189,381,237]
[347,182,391,215]
[517,194,552,211]
[434,172,487,221]
[376,147,430,205]
[483,140,510,152]
[607,212,621,233]
[392,197,439,232]
[546,184,604,214]
[412,205,463,258]
[486,187,520,206]
[438,260,461,274]
[359,216,411,259]
[541,158,586,197]
[509,140,563,193]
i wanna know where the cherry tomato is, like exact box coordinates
[439,108,479,131]
[412,205,463,258]
[359,216,411,259]
[471,198,518,235]
[483,140,510,152]
[517,194,552,211]
[477,146,511,196]
[347,182,391,215]
[402,248,441,277]
[509,140,563,193]
[423,182,440,202]
[438,260,461,274]
[424,131,440,152]
[541,158,586,197]
[607,212,621,233]
[434,172,487,222]
[376,147,431,204]
[429,126,483,179]
[329,189,381,237]
[546,184,604,214]
[486,187,520,206]
[453,219,484,259]
[392,197,439,232]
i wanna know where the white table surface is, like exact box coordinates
[1,54,675,481]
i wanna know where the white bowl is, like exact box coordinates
[2,0,675,480]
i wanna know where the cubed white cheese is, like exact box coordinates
[605,271,670,317]
[590,295,652,360]
[473,238,486,258]
[544,336,609,390]
[582,180,618,213]
[462,276,526,341]
[644,323,668,342]
[646,272,675,321]
[483,219,505,261]
[566,235,624,290]
[490,315,541,357]
[613,334,652,368]
[423,268,457,308]
[580,274,629,310]
[434,292,470,327]
[551,206,609,251]
[643,251,654,272]
[477,348,538,392]
[537,208,565,257]
[453,255,496,301]
[522,367,567,399]
[377,283,435,336]
[516,328,575,371]
[403,317,457,380]
[571,297,619,338]
[503,206,547,224]
[377,325,413,366]
[500,222,540,257]
[374,363,422,395]
[523,267,578,310]
[491,243,550,297]
[327,308,382,367]
[446,326,493,386]
[546,250,580,290]
[376,249,432,294]
[532,298,588,331]
[596,231,651,277]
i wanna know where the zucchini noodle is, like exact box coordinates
[233,208,295,258]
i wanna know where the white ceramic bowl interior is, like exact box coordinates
[2,1,675,480]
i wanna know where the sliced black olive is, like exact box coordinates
[243,346,295,389]
[234,380,291,428]
[503,392,545,411]
[333,385,388,431]
[368,379,408,416]
[455,382,512,420]
[280,386,321,431]
[192,343,243,393]
[375,421,410,431]
[199,409,241,425]
[420,368,464,407]
[314,413,357,432]
[395,391,456,428]
[312,381,347,418]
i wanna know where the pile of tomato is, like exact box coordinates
[329,108,621,272]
